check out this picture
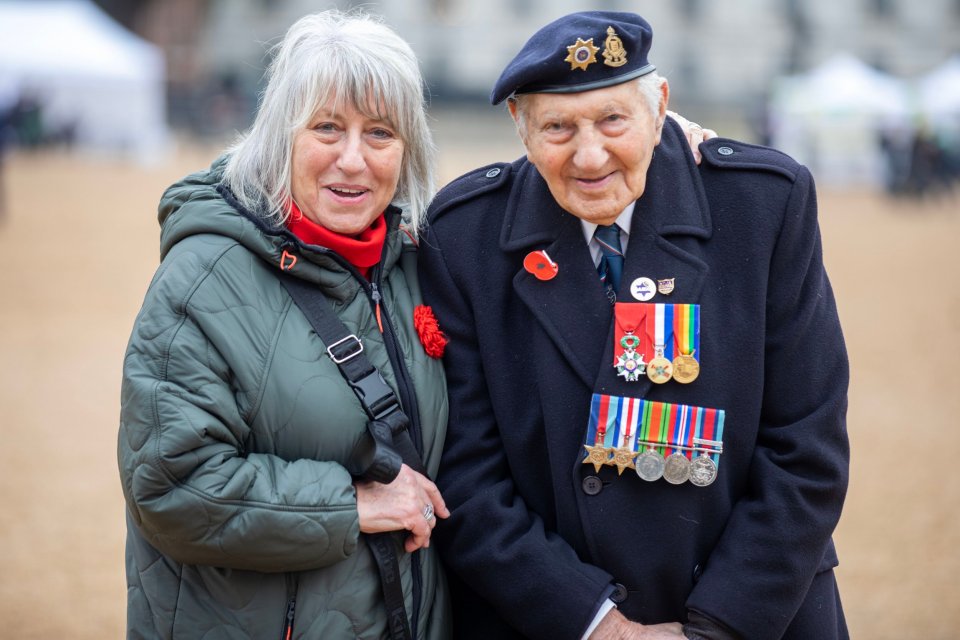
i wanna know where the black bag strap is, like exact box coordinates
[366,533,414,640]
[278,273,426,474]
[278,272,422,640]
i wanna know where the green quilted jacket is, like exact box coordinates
[118,157,450,639]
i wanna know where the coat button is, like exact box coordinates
[717,146,734,156]
[485,167,501,178]
[581,475,603,495]
[692,563,703,582]
[610,583,628,604]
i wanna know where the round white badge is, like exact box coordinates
[630,277,656,301]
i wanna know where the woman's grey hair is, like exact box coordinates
[223,10,436,232]
[509,72,666,139]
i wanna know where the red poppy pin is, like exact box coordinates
[414,305,447,359]
[523,250,558,281]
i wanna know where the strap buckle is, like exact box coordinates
[350,370,401,420]
[327,334,364,364]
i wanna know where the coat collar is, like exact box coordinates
[506,119,713,388]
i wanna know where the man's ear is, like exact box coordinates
[655,80,670,142]
[507,98,519,122]
[657,81,670,129]
[507,98,527,143]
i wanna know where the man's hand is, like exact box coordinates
[590,608,686,639]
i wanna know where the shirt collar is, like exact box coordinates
[580,201,636,246]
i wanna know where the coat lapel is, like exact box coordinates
[502,120,713,391]
[506,163,612,388]
[621,119,713,305]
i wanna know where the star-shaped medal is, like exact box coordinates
[612,447,637,475]
[565,37,599,71]
[615,350,646,382]
[582,443,610,473]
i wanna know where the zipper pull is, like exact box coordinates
[283,596,296,640]
[371,283,384,334]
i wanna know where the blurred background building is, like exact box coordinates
[1,0,958,190]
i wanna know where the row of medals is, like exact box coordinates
[617,337,699,384]
[593,439,721,487]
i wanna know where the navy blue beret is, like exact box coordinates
[490,11,656,105]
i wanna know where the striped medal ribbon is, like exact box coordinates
[584,393,726,487]
[645,304,674,384]
[690,406,725,487]
[672,303,701,384]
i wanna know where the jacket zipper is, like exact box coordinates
[281,571,298,640]
[369,269,424,639]
[281,596,296,640]
[367,275,423,454]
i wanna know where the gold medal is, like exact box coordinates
[611,447,636,475]
[672,351,700,384]
[646,347,673,384]
[582,444,610,473]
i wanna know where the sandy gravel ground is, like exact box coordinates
[1,114,958,638]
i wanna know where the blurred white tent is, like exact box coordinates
[770,53,910,187]
[918,55,960,128]
[0,0,169,160]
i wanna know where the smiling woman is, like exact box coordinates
[290,102,405,235]
[117,9,450,640]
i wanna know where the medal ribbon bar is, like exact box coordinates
[614,303,701,379]
[583,393,726,483]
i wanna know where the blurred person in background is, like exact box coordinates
[0,104,8,221]
[0,77,19,220]
[117,11,451,639]
[419,10,849,640]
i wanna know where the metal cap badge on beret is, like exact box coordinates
[490,11,656,105]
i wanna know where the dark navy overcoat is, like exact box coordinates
[418,119,850,640]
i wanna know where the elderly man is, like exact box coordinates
[419,10,849,640]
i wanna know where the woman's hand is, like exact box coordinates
[355,464,450,552]
[666,110,717,165]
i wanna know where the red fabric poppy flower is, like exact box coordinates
[414,305,448,359]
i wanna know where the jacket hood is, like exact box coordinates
[157,155,405,289]
[158,155,283,260]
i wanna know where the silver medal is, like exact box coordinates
[635,449,664,482]
[663,453,691,485]
[689,454,718,487]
